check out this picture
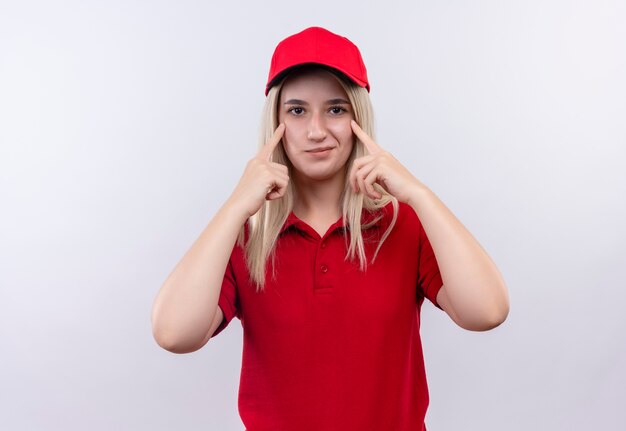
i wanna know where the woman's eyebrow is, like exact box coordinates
[283,98,351,105]
[283,99,308,105]
[327,98,350,105]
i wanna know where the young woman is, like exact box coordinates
[152,26,510,431]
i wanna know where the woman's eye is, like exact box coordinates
[288,107,304,115]
[287,106,347,116]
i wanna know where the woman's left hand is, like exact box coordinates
[349,120,425,203]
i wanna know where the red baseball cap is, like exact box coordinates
[265,26,370,96]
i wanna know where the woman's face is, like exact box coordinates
[278,69,355,184]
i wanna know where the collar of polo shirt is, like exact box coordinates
[279,206,389,236]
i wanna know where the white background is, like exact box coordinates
[1,1,625,430]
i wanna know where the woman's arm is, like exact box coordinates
[407,185,510,331]
[152,124,288,353]
[151,200,248,354]
[348,121,509,331]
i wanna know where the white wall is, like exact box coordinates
[1,1,624,430]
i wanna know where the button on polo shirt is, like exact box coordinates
[213,201,443,431]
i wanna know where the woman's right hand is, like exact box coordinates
[227,123,289,218]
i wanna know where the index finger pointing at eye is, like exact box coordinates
[351,120,381,154]
[260,123,286,161]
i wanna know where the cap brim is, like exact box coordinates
[265,62,369,95]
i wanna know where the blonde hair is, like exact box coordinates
[236,66,398,291]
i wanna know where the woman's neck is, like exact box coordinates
[292,172,345,220]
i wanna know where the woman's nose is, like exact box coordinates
[307,112,327,141]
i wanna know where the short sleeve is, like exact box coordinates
[211,249,240,338]
[416,218,444,310]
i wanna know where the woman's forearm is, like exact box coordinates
[407,184,510,330]
[151,198,248,353]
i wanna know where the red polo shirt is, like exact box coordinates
[212,201,443,431]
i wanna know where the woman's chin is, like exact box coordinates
[293,167,340,183]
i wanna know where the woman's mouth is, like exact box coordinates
[307,147,334,156]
